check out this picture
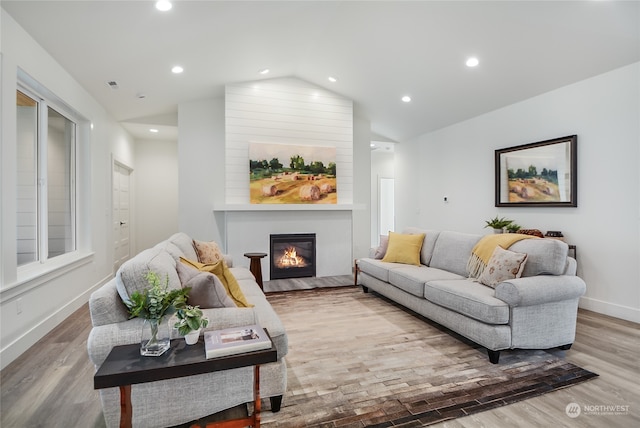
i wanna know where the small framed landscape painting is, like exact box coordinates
[495,135,577,207]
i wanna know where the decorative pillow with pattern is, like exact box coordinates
[478,245,528,288]
[193,239,224,264]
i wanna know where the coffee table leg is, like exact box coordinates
[120,385,132,428]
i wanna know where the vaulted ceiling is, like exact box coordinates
[4,1,639,142]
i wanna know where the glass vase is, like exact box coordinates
[140,317,170,356]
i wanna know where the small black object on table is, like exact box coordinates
[244,252,267,290]
[94,333,277,428]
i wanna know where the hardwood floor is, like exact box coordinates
[1,279,638,427]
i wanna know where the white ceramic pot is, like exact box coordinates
[184,329,201,345]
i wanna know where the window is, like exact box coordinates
[16,87,77,267]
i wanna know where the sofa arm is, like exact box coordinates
[495,275,586,307]
[200,307,257,331]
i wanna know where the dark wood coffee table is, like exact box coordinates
[94,332,277,428]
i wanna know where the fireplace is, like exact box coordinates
[270,233,316,280]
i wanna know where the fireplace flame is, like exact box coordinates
[278,247,306,267]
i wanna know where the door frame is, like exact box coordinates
[111,156,133,274]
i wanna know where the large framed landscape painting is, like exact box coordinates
[495,135,577,207]
[249,142,337,204]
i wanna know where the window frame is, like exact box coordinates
[15,74,81,279]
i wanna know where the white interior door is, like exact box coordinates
[113,161,132,273]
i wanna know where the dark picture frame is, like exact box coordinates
[495,135,577,207]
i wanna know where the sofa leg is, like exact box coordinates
[487,349,500,364]
[270,395,283,412]
[361,285,369,293]
[558,343,572,351]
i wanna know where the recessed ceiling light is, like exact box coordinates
[328,76,338,83]
[401,95,412,103]
[466,57,479,67]
[259,68,270,75]
[155,1,172,12]
[171,65,184,74]
[149,129,159,133]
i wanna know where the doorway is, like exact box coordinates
[112,160,132,273]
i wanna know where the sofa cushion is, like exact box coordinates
[357,258,407,283]
[402,227,441,266]
[429,231,482,276]
[193,239,225,264]
[168,232,199,261]
[176,262,237,308]
[229,266,256,281]
[509,238,568,276]
[116,247,181,303]
[184,272,238,309]
[478,246,528,287]
[180,258,253,308]
[424,279,510,325]
[389,266,464,297]
[381,231,425,266]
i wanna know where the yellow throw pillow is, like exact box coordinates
[381,232,425,266]
[179,257,253,308]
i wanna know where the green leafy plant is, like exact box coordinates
[174,305,209,336]
[506,223,522,233]
[125,271,189,321]
[484,216,513,230]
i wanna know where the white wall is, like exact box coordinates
[134,139,179,252]
[0,10,136,369]
[352,114,372,261]
[396,63,640,323]
[177,97,226,244]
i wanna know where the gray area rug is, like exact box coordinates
[260,286,597,427]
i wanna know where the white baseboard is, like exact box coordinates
[579,296,640,324]
[0,275,112,371]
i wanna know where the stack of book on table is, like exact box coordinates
[204,324,271,359]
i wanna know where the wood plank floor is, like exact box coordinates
[1,278,638,427]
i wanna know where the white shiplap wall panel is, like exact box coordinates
[227,110,352,128]
[226,83,353,107]
[226,117,351,137]
[225,77,353,205]
[226,102,352,123]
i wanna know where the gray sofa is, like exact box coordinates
[87,232,287,428]
[357,228,585,364]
